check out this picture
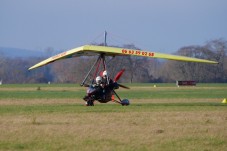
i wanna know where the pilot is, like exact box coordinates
[89,76,104,97]
[94,76,102,87]
[90,76,103,95]
[91,72,112,100]
[94,76,105,99]
[83,76,103,105]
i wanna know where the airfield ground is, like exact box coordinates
[0,83,226,150]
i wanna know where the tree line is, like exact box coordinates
[0,39,226,84]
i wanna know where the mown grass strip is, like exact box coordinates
[0,87,226,99]
[0,90,85,99]
[0,102,226,115]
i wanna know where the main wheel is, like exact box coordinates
[86,99,94,106]
[121,99,130,106]
[83,96,94,106]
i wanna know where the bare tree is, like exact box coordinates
[160,40,226,83]
[205,39,227,82]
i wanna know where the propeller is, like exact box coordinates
[114,69,125,82]
[114,69,130,89]
[118,84,130,89]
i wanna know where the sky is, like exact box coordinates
[0,0,227,53]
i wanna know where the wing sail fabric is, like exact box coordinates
[84,45,218,64]
[29,45,218,70]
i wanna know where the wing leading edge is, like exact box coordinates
[28,45,218,70]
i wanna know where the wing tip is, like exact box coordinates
[28,66,35,70]
[209,60,219,64]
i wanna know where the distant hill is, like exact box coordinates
[0,47,46,58]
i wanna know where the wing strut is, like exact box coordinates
[80,53,109,86]
[80,55,102,86]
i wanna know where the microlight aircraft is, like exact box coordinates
[29,40,218,106]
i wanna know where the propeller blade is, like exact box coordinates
[118,84,130,89]
[114,69,125,82]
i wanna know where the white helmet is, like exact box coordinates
[103,70,107,77]
[95,76,102,84]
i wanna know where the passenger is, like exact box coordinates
[101,70,113,86]
[102,70,117,90]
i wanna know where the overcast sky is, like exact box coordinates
[0,0,226,53]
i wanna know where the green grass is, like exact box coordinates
[0,103,227,116]
[0,103,226,115]
[0,90,84,99]
[0,88,225,99]
[0,83,78,88]
[0,83,227,151]
[0,83,226,99]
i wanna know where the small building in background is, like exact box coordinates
[176,80,196,87]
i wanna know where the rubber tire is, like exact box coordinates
[121,99,130,106]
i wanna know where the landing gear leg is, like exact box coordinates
[112,90,130,106]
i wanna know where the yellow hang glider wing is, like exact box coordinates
[28,45,218,70]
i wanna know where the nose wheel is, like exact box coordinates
[121,99,130,106]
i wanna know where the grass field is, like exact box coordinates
[0,83,227,151]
